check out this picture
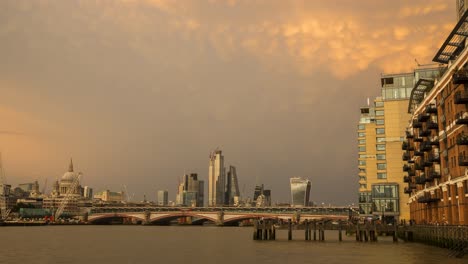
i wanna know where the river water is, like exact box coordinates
[0,226,465,264]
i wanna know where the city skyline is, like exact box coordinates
[0,0,455,205]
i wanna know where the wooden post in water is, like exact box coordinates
[304,219,309,241]
[263,220,268,240]
[253,220,258,240]
[393,224,398,243]
[338,221,343,242]
[321,221,325,241]
[313,221,317,241]
[288,219,292,241]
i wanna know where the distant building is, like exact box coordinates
[18,183,34,193]
[252,184,271,207]
[43,159,83,216]
[176,173,204,207]
[94,190,125,202]
[290,178,311,207]
[157,190,168,206]
[208,149,225,206]
[225,166,240,206]
[83,186,93,200]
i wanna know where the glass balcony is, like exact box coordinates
[427,121,439,130]
[412,119,423,128]
[418,113,430,122]
[403,176,410,183]
[425,104,437,114]
[456,134,468,145]
[458,155,468,166]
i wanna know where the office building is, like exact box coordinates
[83,186,93,200]
[290,178,311,207]
[402,3,468,224]
[358,67,443,222]
[176,173,204,207]
[157,190,168,206]
[208,149,225,206]
[225,166,240,206]
[252,184,271,207]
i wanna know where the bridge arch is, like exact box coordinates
[223,214,277,225]
[149,212,217,224]
[88,213,146,224]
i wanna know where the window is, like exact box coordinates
[359,154,367,159]
[377,173,387,179]
[377,154,386,160]
[359,146,366,152]
[377,163,387,170]
[377,137,385,143]
[375,101,384,107]
[358,132,365,137]
[376,144,386,151]
[376,119,385,125]
[359,160,366,166]
[359,139,366,144]
[358,124,365,130]
[360,184,367,189]
[376,128,385,134]
[376,110,384,116]
[359,168,366,173]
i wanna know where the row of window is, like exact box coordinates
[359,154,386,160]
[358,145,386,152]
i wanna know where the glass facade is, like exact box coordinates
[290,178,311,207]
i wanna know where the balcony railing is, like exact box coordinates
[429,136,439,146]
[403,164,410,171]
[453,69,468,84]
[417,196,441,203]
[413,119,423,128]
[408,169,415,176]
[454,90,468,104]
[456,134,468,145]
[458,155,468,166]
[414,136,423,142]
[406,130,414,138]
[402,153,409,161]
[428,154,440,163]
[404,187,412,194]
[403,176,410,183]
[425,104,438,114]
[418,113,430,122]
[455,111,468,125]
[427,121,439,130]
[402,141,408,150]
[415,176,426,185]
[419,129,431,137]
[428,169,441,180]
[420,141,432,152]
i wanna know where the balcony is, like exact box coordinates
[453,69,468,84]
[403,176,410,183]
[404,187,412,194]
[419,129,431,137]
[408,169,416,176]
[455,111,468,125]
[428,169,441,180]
[402,141,408,150]
[456,134,468,145]
[412,119,423,128]
[414,150,424,157]
[418,113,430,122]
[414,136,423,142]
[415,163,423,171]
[403,164,410,171]
[429,136,439,146]
[427,121,439,130]
[454,90,468,104]
[459,156,468,166]
[409,183,417,190]
[423,158,433,167]
[425,104,438,114]
[406,130,414,139]
[402,153,409,161]
[415,176,426,185]
[428,154,440,163]
[420,141,432,152]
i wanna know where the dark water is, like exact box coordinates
[0,226,465,264]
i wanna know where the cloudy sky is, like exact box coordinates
[0,0,456,204]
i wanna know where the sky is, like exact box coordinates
[0,0,456,205]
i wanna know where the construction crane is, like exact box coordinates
[0,153,11,221]
[123,185,130,203]
[54,173,81,221]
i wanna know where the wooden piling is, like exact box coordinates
[313,221,317,241]
[288,219,292,241]
[338,221,342,242]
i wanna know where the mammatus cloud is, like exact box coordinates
[109,0,454,78]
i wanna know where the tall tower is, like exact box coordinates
[208,149,225,206]
[225,166,240,205]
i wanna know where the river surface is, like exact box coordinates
[0,225,465,264]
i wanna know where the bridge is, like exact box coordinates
[86,206,355,225]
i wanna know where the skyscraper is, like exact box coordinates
[208,149,225,206]
[157,190,168,206]
[176,173,204,207]
[225,165,240,206]
[290,177,311,207]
